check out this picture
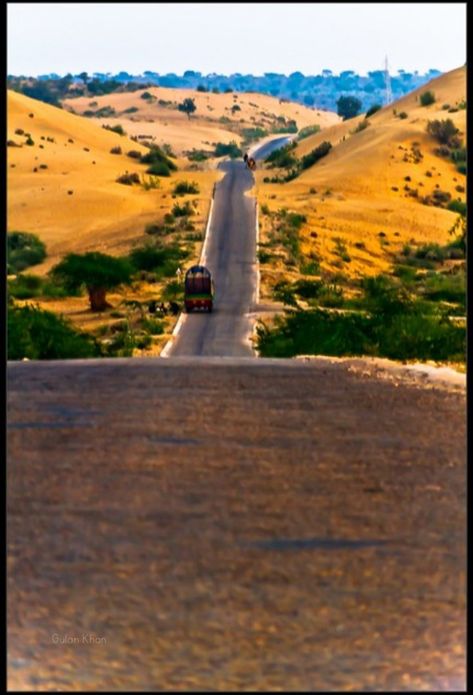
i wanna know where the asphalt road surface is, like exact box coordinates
[169,137,291,357]
[7,357,465,691]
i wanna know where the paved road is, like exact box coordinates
[169,137,291,357]
[7,357,465,691]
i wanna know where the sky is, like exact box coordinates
[7,2,467,77]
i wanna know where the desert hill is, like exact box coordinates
[7,89,217,273]
[256,66,466,283]
[62,86,340,155]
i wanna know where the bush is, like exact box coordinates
[352,120,370,133]
[8,273,43,299]
[141,318,164,335]
[110,146,122,154]
[8,303,100,360]
[214,141,242,158]
[257,296,464,362]
[297,124,321,140]
[414,243,446,262]
[116,172,140,185]
[140,145,177,170]
[140,91,154,100]
[146,161,171,176]
[127,149,142,159]
[426,119,460,146]
[420,90,436,106]
[102,124,126,136]
[172,201,194,217]
[8,273,71,300]
[173,180,200,195]
[7,231,47,273]
[187,149,209,162]
[398,111,408,119]
[25,136,34,146]
[300,141,332,170]
[447,200,467,216]
[265,143,298,169]
[365,103,382,117]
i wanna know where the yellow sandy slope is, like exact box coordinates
[256,66,466,287]
[63,86,340,155]
[7,89,218,274]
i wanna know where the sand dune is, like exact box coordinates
[63,86,340,155]
[256,66,466,281]
[7,89,218,273]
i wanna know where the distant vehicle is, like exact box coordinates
[184,265,214,313]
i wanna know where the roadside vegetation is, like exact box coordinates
[263,140,333,182]
[256,207,466,364]
[8,212,198,359]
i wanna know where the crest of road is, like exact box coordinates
[168,136,292,357]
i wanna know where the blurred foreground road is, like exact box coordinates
[7,357,465,691]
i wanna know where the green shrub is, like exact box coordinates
[102,123,126,136]
[365,104,382,118]
[422,271,465,306]
[127,149,142,159]
[420,90,436,106]
[300,141,332,170]
[8,303,100,360]
[7,231,47,273]
[145,161,170,176]
[398,111,408,119]
[110,146,122,154]
[187,149,209,161]
[293,279,323,299]
[172,201,194,217]
[140,145,177,171]
[447,200,467,216]
[352,120,370,133]
[214,141,242,158]
[265,142,298,169]
[173,180,200,195]
[141,318,164,335]
[297,124,321,140]
[257,299,464,362]
[414,243,446,262]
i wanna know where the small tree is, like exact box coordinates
[50,252,133,311]
[336,95,362,120]
[420,90,436,106]
[178,98,197,119]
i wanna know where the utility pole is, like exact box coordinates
[384,55,393,106]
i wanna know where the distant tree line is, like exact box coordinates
[7,68,443,112]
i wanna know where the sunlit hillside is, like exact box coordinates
[255,66,466,292]
[62,86,340,155]
[7,89,218,275]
